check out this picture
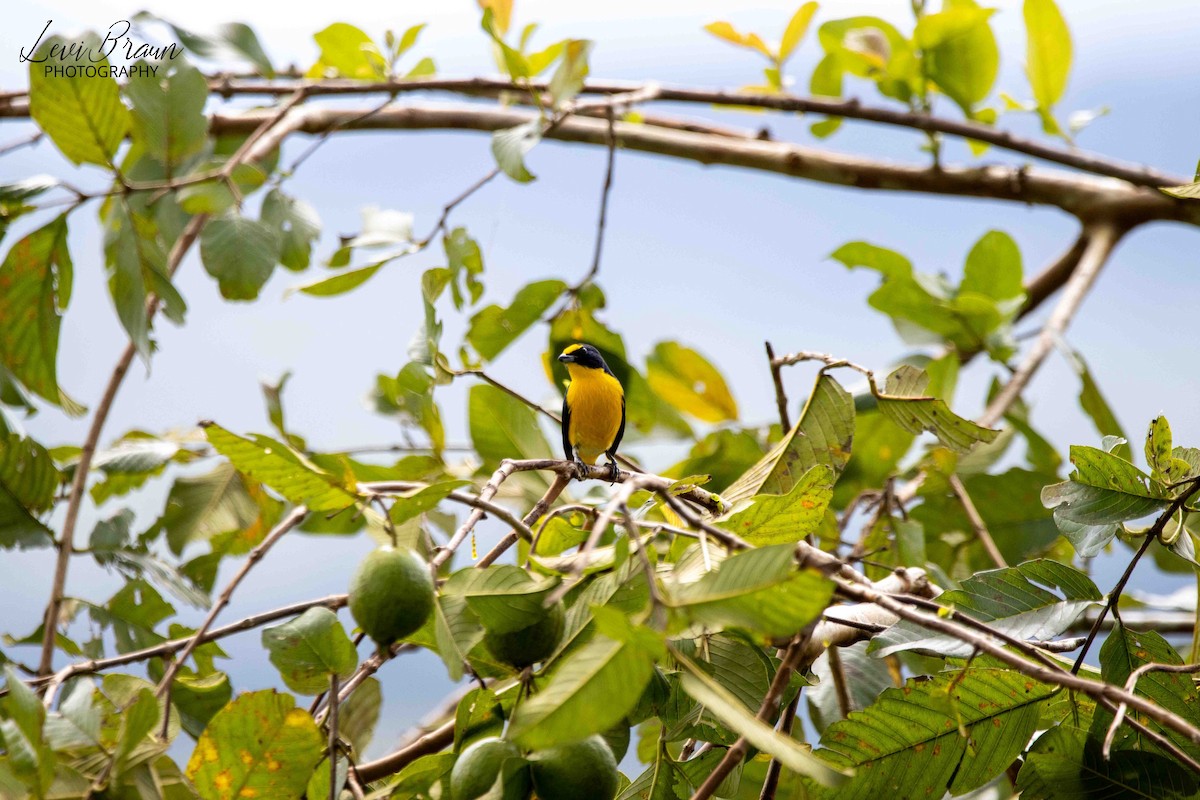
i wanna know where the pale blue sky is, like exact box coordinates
[2,0,1199,763]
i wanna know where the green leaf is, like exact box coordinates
[722,373,854,510]
[1042,445,1169,526]
[125,58,208,170]
[261,607,358,694]
[915,2,998,115]
[780,2,820,62]
[491,120,541,183]
[161,461,280,555]
[468,383,552,467]
[0,433,57,516]
[432,594,483,682]
[102,197,187,363]
[675,544,834,639]
[1019,722,1199,800]
[1062,348,1130,461]
[202,423,362,513]
[28,34,131,166]
[871,560,1100,657]
[0,215,80,412]
[1024,0,1072,132]
[961,230,1024,303]
[186,690,322,800]
[309,23,383,79]
[665,430,765,495]
[0,176,57,244]
[467,279,566,361]
[876,365,999,453]
[677,654,846,787]
[646,342,738,423]
[291,262,385,298]
[508,627,659,749]
[44,677,102,750]
[138,14,275,77]
[1094,624,1200,761]
[813,665,1054,797]
[808,643,893,735]
[443,566,558,635]
[721,464,834,545]
[261,189,320,271]
[339,677,381,758]
[200,213,279,300]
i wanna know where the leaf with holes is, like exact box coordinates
[1042,445,1170,526]
[876,365,998,453]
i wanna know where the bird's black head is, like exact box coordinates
[558,343,612,373]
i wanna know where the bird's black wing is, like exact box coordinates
[608,396,626,459]
[561,394,573,461]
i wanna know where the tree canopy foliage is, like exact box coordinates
[2,1,1200,798]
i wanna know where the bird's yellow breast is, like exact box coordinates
[566,365,624,464]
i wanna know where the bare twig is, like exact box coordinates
[571,105,617,293]
[355,718,455,783]
[765,341,791,431]
[1102,661,1200,760]
[154,506,309,699]
[328,673,340,800]
[22,595,348,696]
[978,222,1124,428]
[948,474,1007,568]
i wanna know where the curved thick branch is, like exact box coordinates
[4,75,1181,187]
[190,103,1197,228]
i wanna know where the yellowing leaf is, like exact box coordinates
[721,464,833,545]
[704,22,773,58]
[1024,0,1072,127]
[646,342,738,423]
[780,2,819,62]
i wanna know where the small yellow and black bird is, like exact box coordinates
[558,343,625,479]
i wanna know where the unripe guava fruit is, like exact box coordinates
[482,601,565,668]
[529,735,619,800]
[450,737,531,800]
[348,546,435,648]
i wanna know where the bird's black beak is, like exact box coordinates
[557,353,574,363]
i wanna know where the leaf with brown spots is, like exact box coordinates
[186,689,322,800]
[806,666,1056,799]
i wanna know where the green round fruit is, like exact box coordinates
[530,735,619,800]
[348,546,435,648]
[450,737,531,800]
[483,601,565,668]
